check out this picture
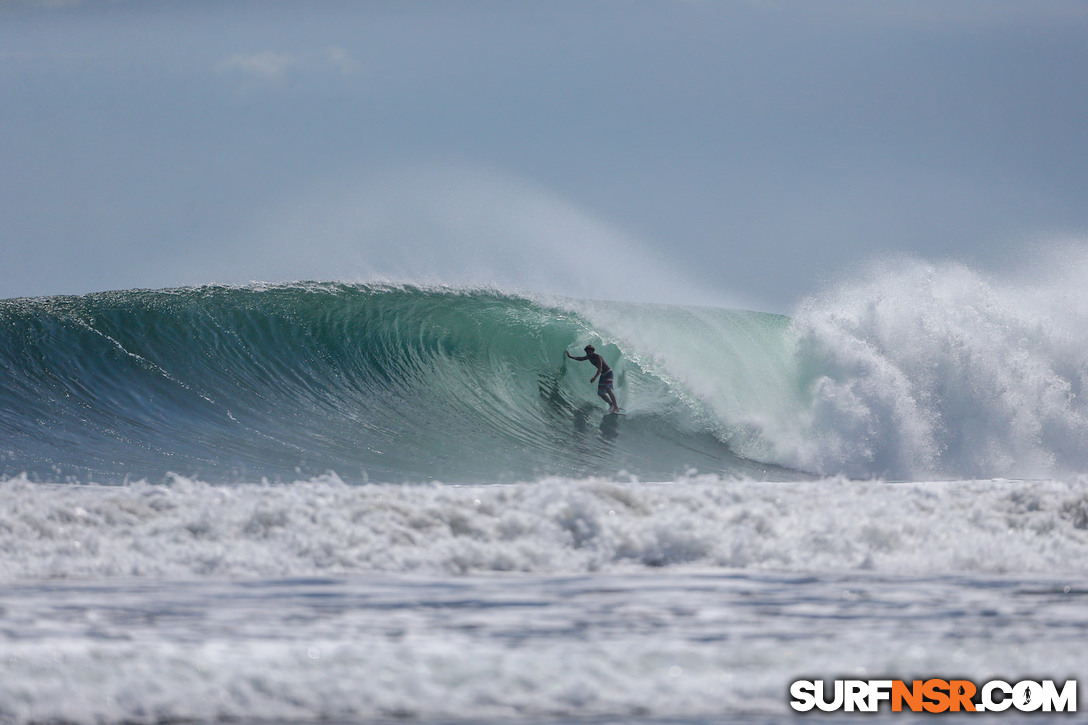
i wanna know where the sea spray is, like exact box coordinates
[778,259,1088,479]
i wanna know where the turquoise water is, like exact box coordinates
[8,265,1088,485]
[0,283,797,483]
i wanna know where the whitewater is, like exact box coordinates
[2,259,1087,723]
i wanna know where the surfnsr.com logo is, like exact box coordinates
[790,679,1077,713]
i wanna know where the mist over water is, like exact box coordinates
[179,163,737,309]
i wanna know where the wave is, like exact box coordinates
[4,257,1088,483]
[0,283,794,483]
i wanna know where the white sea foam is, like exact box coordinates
[1,553,1083,723]
[782,258,1088,479]
[2,474,1087,581]
[2,476,1085,723]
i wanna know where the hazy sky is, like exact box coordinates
[2,0,1086,311]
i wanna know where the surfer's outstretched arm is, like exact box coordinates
[566,351,589,361]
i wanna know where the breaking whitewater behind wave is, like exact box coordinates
[3,257,1088,483]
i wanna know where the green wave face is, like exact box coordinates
[0,284,797,483]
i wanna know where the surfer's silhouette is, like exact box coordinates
[566,345,620,414]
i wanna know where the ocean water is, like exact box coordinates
[2,263,1087,723]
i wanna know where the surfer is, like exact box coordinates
[566,345,620,413]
